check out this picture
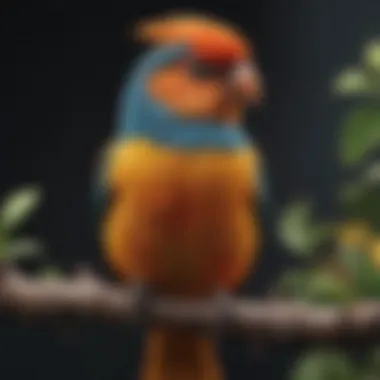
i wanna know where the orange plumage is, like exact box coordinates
[135,12,251,65]
[103,139,262,380]
[101,12,262,380]
[103,140,261,294]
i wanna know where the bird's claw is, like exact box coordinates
[212,290,235,338]
[128,282,152,325]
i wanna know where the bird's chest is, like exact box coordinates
[178,153,254,221]
[106,140,259,291]
[116,140,256,217]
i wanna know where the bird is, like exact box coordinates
[94,11,266,380]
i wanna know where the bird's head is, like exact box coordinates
[134,12,264,124]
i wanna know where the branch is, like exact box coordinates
[0,266,380,344]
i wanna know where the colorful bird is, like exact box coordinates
[95,11,266,380]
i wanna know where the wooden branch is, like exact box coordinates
[0,266,380,344]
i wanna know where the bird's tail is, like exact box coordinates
[139,327,224,380]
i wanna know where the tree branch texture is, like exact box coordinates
[0,266,380,344]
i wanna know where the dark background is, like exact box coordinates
[0,0,379,379]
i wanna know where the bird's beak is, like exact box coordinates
[228,61,264,105]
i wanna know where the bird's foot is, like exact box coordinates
[127,281,153,325]
[212,290,235,338]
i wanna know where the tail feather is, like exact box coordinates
[139,327,224,380]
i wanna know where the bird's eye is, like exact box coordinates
[188,59,232,79]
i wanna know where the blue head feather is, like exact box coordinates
[113,44,251,150]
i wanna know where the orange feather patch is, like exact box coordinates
[135,12,251,65]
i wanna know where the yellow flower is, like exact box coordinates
[370,239,380,269]
[336,220,373,252]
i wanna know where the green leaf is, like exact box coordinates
[276,200,314,256]
[333,67,371,96]
[365,161,380,183]
[362,39,380,74]
[361,372,380,380]
[339,107,380,166]
[0,185,43,233]
[339,162,380,218]
[290,350,357,380]
[368,347,380,371]
[344,187,380,230]
[0,237,44,262]
[275,268,353,303]
[276,200,332,258]
[339,181,369,205]
[305,271,354,304]
[275,269,311,298]
[339,249,380,297]
[361,347,380,380]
